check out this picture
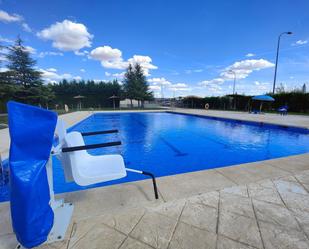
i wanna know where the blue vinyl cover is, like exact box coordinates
[7,101,57,248]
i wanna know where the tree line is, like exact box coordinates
[182,91,309,113]
[0,37,153,112]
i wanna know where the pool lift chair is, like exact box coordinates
[8,101,158,249]
[53,119,159,197]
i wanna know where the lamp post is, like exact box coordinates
[228,70,236,95]
[272,31,292,94]
[228,70,237,109]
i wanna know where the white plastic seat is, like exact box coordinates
[58,131,127,186]
[54,119,158,199]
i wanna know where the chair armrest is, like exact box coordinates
[61,141,121,153]
[81,129,118,136]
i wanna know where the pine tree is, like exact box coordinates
[122,63,153,108]
[133,63,152,107]
[122,64,136,107]
[6,36,42,87]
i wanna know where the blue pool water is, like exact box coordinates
[1,112,309,201]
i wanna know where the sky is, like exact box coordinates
[0,0,309,97]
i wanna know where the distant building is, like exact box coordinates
[120,99,139,108]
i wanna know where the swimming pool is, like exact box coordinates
[1,112,309,201]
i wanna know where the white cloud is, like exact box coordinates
[80,68,86,73]
[22,23,32,32]
[37,20,93,51]
[90,46,122,61]
[148,77,171,86]
[127,55,157,76]
[199,78,224,86]
[90,46,158,76]
[246,53,255,57]
[149,85,161,91]
[199,59,274,94]
[0,67,8,72]
[0,10,22,22]
[292,40,308,46]
[74,50,89,56]
[169,83,191,91]
[38,51,64,58]
[185,69,203,74]
[24,46,36,54]
[90,45,127,69]
[93,79,108,83]
[74,76,82,81]
[0,36,13,43]
[220,59,274,80]
[105,71,125,78]
[46,68,57,72]
[149,77,191,96]
[39,68,72,83]
[112,72,125,78]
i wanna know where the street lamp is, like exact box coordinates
[228,70,236,95]
[272,31,293,94]
[228,70,237,109]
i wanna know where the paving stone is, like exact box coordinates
[168,222,217,249]
[276,175,299,183]
[252,199,300,230]
[68,222,126,249]
[259,221,309,249]
[220,194,255,218]
[180,201,217,233]
[220,185,249,198]
[148,199,186,220]
[36,240,69,249]
[187,191,219,208]
[295,170,309,185]
[158,169,235,201]
[290,208,309,238]
[218,211,263,249]
[274,178,308,196]
[0,234,18,249]
[0,202,13,236]
[216,164,265,185]
[279,191,309,212]
[130,211,177,249]
[268,157,309,173]
[248,180,283,206]
[97,208,145,234]
[217,235,258,249]
[119,237,154,249]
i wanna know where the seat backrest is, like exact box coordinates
[55,119,67,146]
[57,132,89,182]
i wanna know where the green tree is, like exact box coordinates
[122,64,136,107]
[122,63,153,108]
[6,36,42,87]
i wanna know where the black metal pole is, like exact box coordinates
[142,171,159,199]
[272,32,292,94]
[273,35,281,94]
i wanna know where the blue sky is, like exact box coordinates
[0,0,309,97]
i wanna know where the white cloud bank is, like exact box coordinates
[246,53,255,57]
[0,10,22,22]
[37,20,93,51]
[199,59,274,95]
[90,45,157,76]
[148,77,191,97]
[39,68,72,83]
[292,40,308,46]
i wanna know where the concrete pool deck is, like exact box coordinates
[1,108,309,248]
